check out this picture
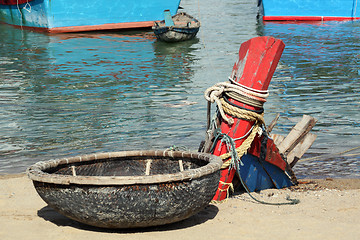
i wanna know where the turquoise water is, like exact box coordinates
[0,0,359,178]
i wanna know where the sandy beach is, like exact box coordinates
[0,173,359,240]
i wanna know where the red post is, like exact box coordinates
[212,36,285,201]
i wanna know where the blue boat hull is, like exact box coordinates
[0,0,181,33]
[237,154,293,192]
[258,0,360,21]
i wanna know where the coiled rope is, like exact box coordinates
[204,79,267,168]
[204,79,268,125]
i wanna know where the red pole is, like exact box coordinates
[212,36,285,201]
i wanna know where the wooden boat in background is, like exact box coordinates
[27,150,222,228]
[258,0,360,21]
[0,0,181,33]
[153,10,200,42]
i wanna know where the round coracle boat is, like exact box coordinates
[27,150,222,228]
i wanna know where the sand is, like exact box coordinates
[0,173,359,240]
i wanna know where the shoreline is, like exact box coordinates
[1,173,359,239]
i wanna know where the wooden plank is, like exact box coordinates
[266,113,280,134]
[287,133,317,167]
[277,115,317,155]
[270,133,285,148]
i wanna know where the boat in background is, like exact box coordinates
[258,0,360,21]
[0,0,181,33]
[153,10,200,42]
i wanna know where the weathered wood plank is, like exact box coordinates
[287,133,317,167]
[267,113,280,134]
[277,115,317,155]
[270,133,285,147]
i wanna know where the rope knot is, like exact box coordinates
[204,81,268,126]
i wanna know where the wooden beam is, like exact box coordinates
[277,115,317,155]
[270,133,285,147]
[267,113,280,134]
[287,133,317,167]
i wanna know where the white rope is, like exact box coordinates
[205,85,234,125]
[204,81,269,126]
[23,0,32,13]
[16,0,31,20]
[204,82,268,103]
[228,76,269,95]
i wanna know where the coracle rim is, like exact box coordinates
[26,150,222,186]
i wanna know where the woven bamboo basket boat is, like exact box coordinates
[27,150,222,229]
